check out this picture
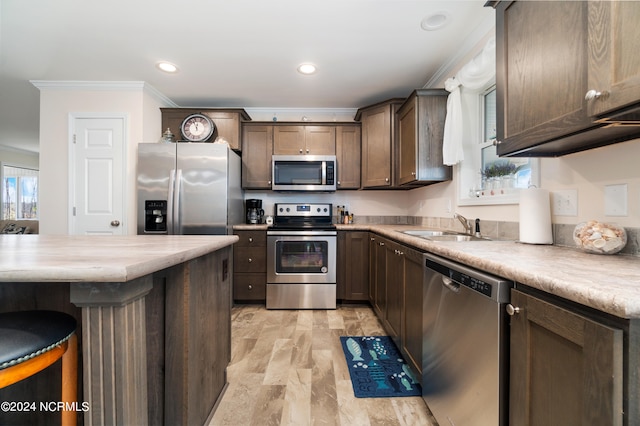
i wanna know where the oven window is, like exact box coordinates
[273,161,323,185]
[276,240,328,273]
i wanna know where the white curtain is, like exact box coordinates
[442,37,496,165]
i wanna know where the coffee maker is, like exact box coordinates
[245,199,264,224]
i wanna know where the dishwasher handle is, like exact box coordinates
[441,275,460,293]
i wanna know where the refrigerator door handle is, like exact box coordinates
[174,169,183,234]
[167,169,176,234]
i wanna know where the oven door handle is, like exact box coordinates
[267,230,337,236]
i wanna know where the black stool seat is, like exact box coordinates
[0,310,77,369]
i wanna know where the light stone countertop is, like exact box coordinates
[333,224,640,320]
[0,234,238,283]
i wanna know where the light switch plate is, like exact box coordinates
[552,189,578,216]
[605,184,628,216]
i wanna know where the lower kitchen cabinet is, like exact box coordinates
[337,231,369,301]
[401,245,423,377]
[367,233,423,378]
[233,230,267,302]
[509,288,623,425]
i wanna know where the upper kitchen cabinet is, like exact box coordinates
[273,125,336,155]
[586,1,640,121]
[241,124,273,189]
[335,124,361,189]
[161,108,251,150]
[396,89,451,187]
[490,1,640,157]
[356,99,404,188]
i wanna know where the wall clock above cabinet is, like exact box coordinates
[161,108,251,150]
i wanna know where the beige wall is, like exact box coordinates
[36,82,171,234]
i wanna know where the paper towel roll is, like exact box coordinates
[519,188,553,244]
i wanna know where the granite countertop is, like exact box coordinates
[0,234,238,283]
[333,224,640,320]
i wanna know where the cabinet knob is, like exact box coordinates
[385,177,389,183]
[248,258,253,263]
[585,89,609,101]
[299,148,303,154]
[506,304,521,316]
[306,149,310,154]
[248,284,253,290]
[268,181,272,185]
[248,237,253,242]
[337,181,341,185]
[379,242,385,246]
[411,172,416,176]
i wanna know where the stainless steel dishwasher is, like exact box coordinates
[422,252,512,426]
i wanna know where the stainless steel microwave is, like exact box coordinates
[271,155,336,191]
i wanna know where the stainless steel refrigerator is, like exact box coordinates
[137,143,242,235]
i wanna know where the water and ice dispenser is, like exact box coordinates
[144,200,168,233]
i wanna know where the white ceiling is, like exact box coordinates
[0,0,494,154]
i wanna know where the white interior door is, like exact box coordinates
[70,115,126,235]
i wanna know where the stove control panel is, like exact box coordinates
[275,203,332,218]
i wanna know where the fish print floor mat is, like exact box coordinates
[339,336,422,398]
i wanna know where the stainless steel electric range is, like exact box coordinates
[266,203,336,309]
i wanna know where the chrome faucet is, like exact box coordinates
[454,212,473,235]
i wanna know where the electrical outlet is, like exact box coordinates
[605,184,627,216]
[552,189,578,216]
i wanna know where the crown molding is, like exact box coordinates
[423,14,495,88]
[29,80,178,107]
[244,107,358,122]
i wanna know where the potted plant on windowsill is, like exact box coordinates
[482,161,518,194]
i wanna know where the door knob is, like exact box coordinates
[506,304,521,316]
[110,220,120,227]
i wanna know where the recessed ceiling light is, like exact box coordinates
[156,61,179,73]
[421,11,450,31]
[297,63,317,75]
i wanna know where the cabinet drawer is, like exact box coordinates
[233,247,266,272]
[234,231,267,247]
[233,273,266,301]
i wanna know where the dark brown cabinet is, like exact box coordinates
[370,235,388,318]
[396,89,451,187]
[356,99,404,188]
[241,124,273,189]
[233,230,267,301]
[401,245,423,377]
[586,1,640,120]
[491,1,640,157]
[509,288,623,425]
[160,108,250,150]
[273,125,335,155]
[337,231,369,301]
[335,124,361,189]
[367,233,423,377]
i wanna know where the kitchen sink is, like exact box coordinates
[402,229,488,242]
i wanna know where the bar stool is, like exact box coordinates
[0,310,78,426]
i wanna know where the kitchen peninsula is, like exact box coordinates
[0,234,237,426]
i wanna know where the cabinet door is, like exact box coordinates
[206,111,242,150]
[587,1,640,118]
[372,237,387,318]
[495,1,593,155]
[368,234,378,306]
[305,126,336,155]
[336,125,361,189]
[397,97,417,185]
[401,246,423,377]
[273,126,305,155]
[384,240,403,340]
[509,289,623,425]
[361,105,393,187]
[241,125,273,189]
[343,231,369,301]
